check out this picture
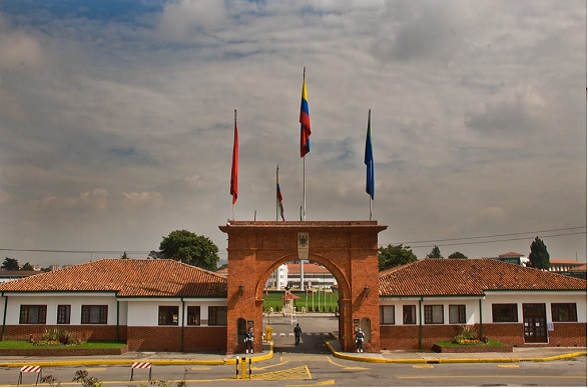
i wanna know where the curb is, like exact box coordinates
[324,339,587,364]
[0,342,276,368]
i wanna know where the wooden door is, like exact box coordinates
[523,303,547,343]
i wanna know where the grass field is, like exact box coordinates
[0,340,126,349]
[262,290,339,313]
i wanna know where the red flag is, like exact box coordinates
[230,110,238,204]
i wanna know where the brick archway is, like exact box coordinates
[219,221,387,354]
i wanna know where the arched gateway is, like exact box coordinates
[219,220,387,354]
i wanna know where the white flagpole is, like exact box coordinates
[302,156,306,221]
[276,165,279,222]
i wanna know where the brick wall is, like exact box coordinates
[2,324,126,342]
[380,322,587,350]
[127,326,227,352]
[184,326,227,352]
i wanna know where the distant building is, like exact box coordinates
[0,271,40,284]
[549,259,585,273]
[495,252,530,266]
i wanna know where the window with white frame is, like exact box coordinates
[158,306,179,325]
[19,305,47,324]
[403,305,417,324]
[379,305,395,324]
[449,304,466,324]
[424,305,443,324]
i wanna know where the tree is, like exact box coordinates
[426,246,443,259]
[158,229,220,271]
[120,252,128,259]
[378,244,418,271]
[1,257,20,270]
[448,251,468,259]
[21,262,34,270]
[528,236,550,270]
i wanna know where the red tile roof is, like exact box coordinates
[0,259,227,297]
[379,259,587,296]
[550,259,584,265]
[498,252,525,257]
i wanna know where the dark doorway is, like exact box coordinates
[523,303,547,343]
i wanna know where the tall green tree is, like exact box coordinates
[448,251,468,259]
[20,262,34,271]
[426,246,443,259]
[158,229,219,271]
[528,236,550,270]
[378,244,418,271]
[1,257,20,270]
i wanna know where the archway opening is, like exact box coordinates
[257,255,346,354]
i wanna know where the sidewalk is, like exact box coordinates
[0,339,584,368]
[325,339,587,364]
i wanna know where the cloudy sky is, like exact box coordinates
[0,0,585,267]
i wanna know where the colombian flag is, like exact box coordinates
[299,69,311,157]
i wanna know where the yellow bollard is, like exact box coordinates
[265,326,273,341]
[241,357,247,379]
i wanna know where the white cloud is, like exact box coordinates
[0,0,584,266]
[157,0,227,41]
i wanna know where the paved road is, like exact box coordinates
[1,316,586,386]
[4,332,585,387]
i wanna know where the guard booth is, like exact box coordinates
[219,221,387,354]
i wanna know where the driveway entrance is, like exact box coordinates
[219,221,387,354]
[270,315,338,354]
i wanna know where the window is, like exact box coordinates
[492,304,518,322]
[19,305,47,324]
[424,305,443,324]
[187,306,201,326]
[379,306,395,324]
[551,303,577,322]
[81,305,108,324]
[208,306,227,326]
[158,306,179,325]
[449,305,466,324]
[403,305,416,324]
[57,305,71,324]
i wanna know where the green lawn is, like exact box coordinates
[0,340,126,349]
[263,290,339,313]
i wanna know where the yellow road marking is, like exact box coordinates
[253,360,290,370]
[189,366,211,371]
[287,379,336,386]
[398,375,587,379]
[497,364,520,368]
[326,357,369,370]
[412,365,434,368]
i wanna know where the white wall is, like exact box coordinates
[379,292,587,325]
[1,293,118,325]
[125,299,228,327]
[483,292,587,323]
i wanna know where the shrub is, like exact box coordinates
[453,325,479,345]
[35,328,79,346]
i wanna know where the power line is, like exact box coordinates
[407,231,586,249]
[0,227,585,256]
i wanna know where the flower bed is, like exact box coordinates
[432,343,513,353]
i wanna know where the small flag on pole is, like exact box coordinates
[365,109,374,200]
[230,110,239,205]
[299,68,311,157]
[277,165,285,221]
